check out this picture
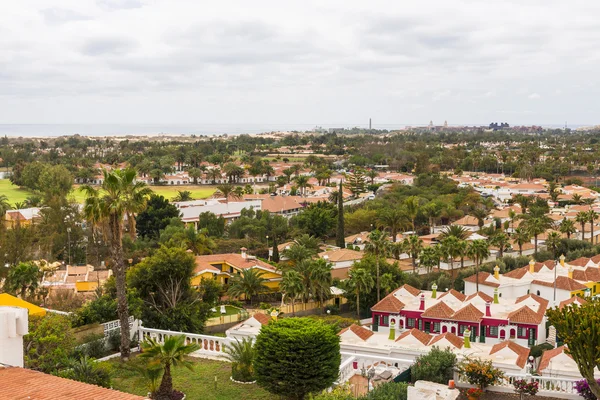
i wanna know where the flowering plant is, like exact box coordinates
[513,379,539,396]
[456,357,504,389]
[466,388,484,398]
[575,379,600,400]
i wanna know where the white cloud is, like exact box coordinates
[1,0,600,125]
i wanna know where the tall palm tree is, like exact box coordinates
[81,168,151,360]
[440,236,461,273]
[545,231,562,259]
[365,169,378,184]
[280,270,304,316]
[377,208,409,242]
[281,244,314,267]
[559,219,576,239]
[364,229,390,302]
[456,239,468,269]
[206,168,222,184]
[521,212,553,255]
[0,194,12,229]
[404,234,423,273]
[490,232,510,258]
[576,211,588,242]
[438,225,470,240]
[513,227,531,256]
[470,207,489,230]
[348,268,374,320]
[588,210,599,244]
[294,175,311,196]
[404,196,422,232]
[508,209,518,232]
[139,335,200,400]
[227,268,269,306]
[571,194,582,205]
[467,239,490,292]
[419,246,439,274]
[172,190,193,202]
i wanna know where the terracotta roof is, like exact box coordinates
[338,324,374,341]
[503,266,529,279]
[532,276,588,291]
[490,341,530,368]
[569,257,591,267]
[465,291,494,303]
[463,272,500,287]
[591,254,600,264]
[253,313,271,325]
[538,346,571,371]
[0,367,145,399]
[243,194,305,213]
[371,294,405,313]
[398,284,421,297]
[515,293,549,308]
[428,332,463,349]
[194,253,278,275]
[318,248,364,263]
[395,328,432,345]
[508,305,544,324]
[438,289,467,302]
[572,267,600,282]
[452,215,480,226]
[421,301,455,319]
[558,296,588,310]
[451,303,484,322]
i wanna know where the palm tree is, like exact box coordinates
[490,232,510,258]
[508,209,518,232]
[467,239,490,292]
[281,244,314,267]
[404,196,422,232]
[513,227,531,256]
[293,234,321,253]
[377,208,409,242]
[81,168,151,360]
[576,211,588,242]
[227,268,269,306]
[280,270,304,316]
[365,169,378,184]
[294,175,312,196]
[348,268,374,319]
[521,212,553,255]
[223,338,255,382]
[470,207,488,230]
[5,262,40,298]
[139,335,200,400]
[364,229,390,302]
[438,225,470,240]
[440,236,461,273]
[572,194,582,205]
[172,190,193,202]
[514,194,531,213]
[456,239,468,269]
[404,234,423,273]
[559,219,576,239]
[0,194,12,228]
[588,210,599,244]
[545,231,562,259]
[419,246,439,275]
[206,168,222,184]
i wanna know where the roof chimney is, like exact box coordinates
[241,247,247,259]
[419,293,425,311]
[485,301,491,317]
[463,328,471,348]
[0,307,28,367]
[529,259,535,273]
[494,265,500,280]
[568,266,573,279]
[431,283,438,299]
[493,288,499,304]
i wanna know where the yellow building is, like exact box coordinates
[191,248,281,291]
[0,293,46,317]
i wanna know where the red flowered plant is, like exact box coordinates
[513,379,539,396]
[466,388,484,398]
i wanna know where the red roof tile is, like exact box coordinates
[253,313,271,325]
[532,276,588,291]
[398,284,422,297]
[428,332,463,349]
[569,257,590,267]
[371,294,405,313]
[465,291,494,303]
[395,328,432,345]
[490,341,530,368]
[451,303,484,322]
[0,367,145,400]
[503,266,528,279]
[438,289,467,302]
[508,305,544,324]
[421,301,455,319]
[338,324,374,341]
[463,272,500,287]
[538,346,571,371]
[558,296,588,310]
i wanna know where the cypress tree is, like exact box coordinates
[336,179,345,248]
[271,234,280,263]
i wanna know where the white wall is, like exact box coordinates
[0,307,28,367]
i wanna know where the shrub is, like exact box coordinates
[254,318,341,400]
[81,334,107,359]
[309,385,354,400]
[529,342,554,358]
[575,379,600,400]
[58,356,112,388]
[411,347,456,384]
[513,379,539,396]
[364,382,409,400]
[107,329,121,352]
[259,302,271,310]
[325,304,340,315]
[307,315,356,330]
[465,388,483,398]
[24,314,76,373]
[224,338,255,382]
[456,357,504,389]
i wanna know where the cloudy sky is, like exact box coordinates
[2,0,600,127]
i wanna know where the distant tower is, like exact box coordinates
[369,118,372,130]
[429,120,433,128]
[444,120,448,128]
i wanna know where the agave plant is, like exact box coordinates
[223,337,255,382]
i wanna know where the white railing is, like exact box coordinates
[336,352,413,383]
[337,356,356,383]
[455,372,581,399]
[102,316,135,335]
[138,325,233,358]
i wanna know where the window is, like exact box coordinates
[489,326,498,336]
[407,318,415,328]
[381,315,389,326]
[434,322,440,333]
[537,290,541,296]
[459,325,467,335]
[517,327,525,337]
[229,266,234,273]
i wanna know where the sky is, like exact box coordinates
[2,0,600,127]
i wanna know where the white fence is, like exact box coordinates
[138,325,233,359]
[455,371,581,399]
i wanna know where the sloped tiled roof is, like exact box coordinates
[399,284,422,297]
[538,346,572,371]
[508,305,544,324]
[558,296,588,310]
[532,276,587,291]
[465,291,494,303]
[421,301,455,319]
[318,248,364,263]
[451,303,484,322]
[338,324,374,341]
[515,293,549,308]
[371,294,405,313]
[253,313,271,325]
[490,341,530,368]
[438,289,467,302]
[503,266,528,279]
[463,272,500,287]
[0,367,145,400]
[569,257,591,267]
[194,253,278,274]
[395,328,432,345]
[428,332,463,349]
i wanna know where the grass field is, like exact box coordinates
[0,180,217,205]
[210,305,243,317]
[103,356,271,400]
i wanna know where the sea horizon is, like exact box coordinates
[0,123,590,138]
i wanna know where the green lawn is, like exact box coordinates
[0,180,216,205]
[0,179,35,204]
[103,356,271,400]
[210,305,243,317]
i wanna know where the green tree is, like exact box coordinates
[345,170,366,197]
[224,338,255,382]
[419,246,439,274]
[576,211,588,242]
[438,225,470,240]
[4,261,40,298]
[559,218,576,239]
[467,239,490,292]
[254,318,341,400]
[38,164,73,202]
[521,211,553,255]
[348,267,374,319]
[364,229,390,302]
[280,270,304,316]
[404,234,423,273]
[139,335,200,400]
[81,168,151,360]
[294,175,312,196]
[59,356,112,388]
[411,347,456,384]
[336,180,345,248]
[404,196,422,232]
[440,236,461,273]
[547,298,600,398]
[545,231,561,259]
[588,210,598,244]
[291,202,337,239]
[24,314,76,373]
[378,208,409,242]
[227,268,269,306]
[490,232,510,258]
[512,227,531,256]
[172,190,193,202]
[135,194,180,239]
